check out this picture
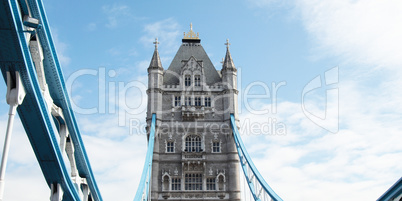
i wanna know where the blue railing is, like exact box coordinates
[134,114,156,201]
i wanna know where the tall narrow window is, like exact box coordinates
[185,75,191,86]
[175,96,181,106]
[171,178,181,191]
[185,135,202,152]
[185,97,191,106]
[185,173,203,190]
[205,97,211,107]
[195,97,201,106]
[194,75,201,86]
[206,178,216,190]
[167,141,174,153]
[212,141,220,153]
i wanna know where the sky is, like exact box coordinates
[0,0,401,200]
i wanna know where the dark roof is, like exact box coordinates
[163,42,222,85]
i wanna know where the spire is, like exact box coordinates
[149,38,162,68]
[222,39,235,70]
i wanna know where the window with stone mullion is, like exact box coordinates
[206,178,216,190]
[175,96,181,106]
[167,141,174,153]
[171,178,181,191]
[212,141,220,153]
[204,97,211,107]
[185,75,191,86]
[194,75,201,86]
[195,97,201,106]
[185,97,191,106]
[185,135,201,152]
[185,173,202,190]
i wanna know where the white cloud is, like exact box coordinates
[0,115,49,200]
[296,0,402,69]
[82,134,146,201]
[86,22,97,31]
[102,4,130,29]
[108,47,121,56]
[235,1,402,200]
[246,0,287,8]
[52,29,71,67]
[1,1,401,200]
[238,83,402,200]
[140,18,181,55]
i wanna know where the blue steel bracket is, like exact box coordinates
[230,114,283,201]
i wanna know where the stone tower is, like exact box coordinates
[146,24,240,201]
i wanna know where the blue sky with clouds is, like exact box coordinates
[0,0,401,200]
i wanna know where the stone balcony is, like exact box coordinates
[181,106,205,121]
[181,150,205,162]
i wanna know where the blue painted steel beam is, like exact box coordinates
[0,0,80,200]
[134,114,156,201]
[0,0,103,200]
[26,0,102,199]
[377,177,402,201]
[230,114,283,201]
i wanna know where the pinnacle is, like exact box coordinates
[222,39,235,70]
[149,38,162,68]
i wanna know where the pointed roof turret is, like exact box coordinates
[149,38,163,69]
[222,39,236,70]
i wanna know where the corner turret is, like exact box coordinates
[221,39,239,120]
[147,38,164,120]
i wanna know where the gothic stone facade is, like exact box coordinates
[146,28,240,200]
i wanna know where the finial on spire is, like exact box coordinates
[224,39,231,49]
[220,58,224,64]
[153,38,159,49]
[183,23,200,39]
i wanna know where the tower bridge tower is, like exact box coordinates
[146,24,240,201]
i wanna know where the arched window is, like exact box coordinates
[185,75,191,86]
[185,135,202,152]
